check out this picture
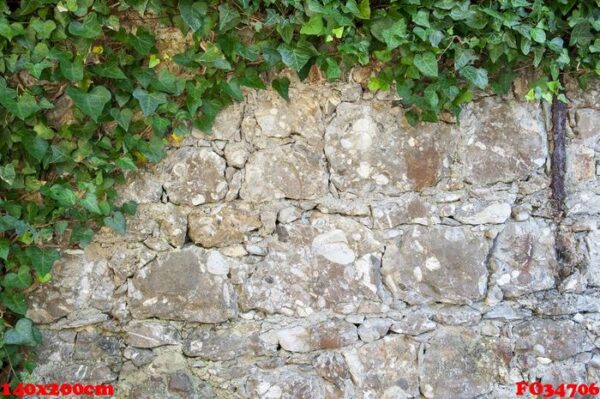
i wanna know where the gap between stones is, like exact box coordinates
[550,92,573,280]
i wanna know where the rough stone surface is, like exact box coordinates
[29,79,599,399]
[241,143,329,202]
[128,246,238,322]
[382,225,491,305]
[421,327,510,398]
[458,97,547,185]
[490,219,558,298]
[188,201,261,247]
[160,147,228,206]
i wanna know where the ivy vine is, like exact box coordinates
[0,0,598,384]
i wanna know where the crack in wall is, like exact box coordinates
[550,95,576,280]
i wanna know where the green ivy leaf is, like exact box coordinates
[218,4,241,32]
[272,78,290,101]
[0,164,16,186]
[48,184,78,207]
[66,85,112,122]
[413,52,438,78]
[68,13,101,39]
[132,88,168,116]
[460,66,489,89]
[277,43,314,71]
[110,108,133,131]
[25,246,59,277]
[116,156,138,171]
[454,47,477,70]
[1,290,27,315]
[81,192,102,214]
[300,15,324,35]
[0,19,24,40]
[179,0,207,32]
[0,239,9,260]
[0,93,42,120]
[22,134,49,162]
[104,211,126,235]
[91,62,127,79]
[125,29,156,55]
[31,19,56,39]
[570,22,592,47]
[4,319,42,347]
[530,27,546,44]
[3,266,33,289]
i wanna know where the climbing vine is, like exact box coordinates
[0,0,598,384]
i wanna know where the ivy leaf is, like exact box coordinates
[68,12,101,39]
[110,108,133,131]
[300,15,324,35]
[26,246,60,276]
[121,200,138,216]
[0,239,9,260]
[570,22,592,47]
[195,44,232,70]
[22,134,49,161]
[48,184,78,207]
[324,57,341,80]
[91,62,127,79]
[1,290,27,315]
[218,4,241,32]
[116,156,138,171]
[0,93,42,120]
[31,19,56,39]
[460,66,489,89]
[179,0,207,32]
[81,192,102,214]
[0,164,16,186]
[4,319,42,347]
[413,52,438,78]
[530,27,546,44]
[272,78,290,101]
[48,143,74,164]
[104,211,126,235]
[277,43,314,71]
[126,29,156,55]
[357,0,371,19]
[66,85,112,122]
[0,19,24,40]
[454,47,477,70]
[132,88,168,116]
[3,266,33,289]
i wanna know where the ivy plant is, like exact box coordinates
[0,0,598,384]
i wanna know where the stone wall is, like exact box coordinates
[26,77,600,399]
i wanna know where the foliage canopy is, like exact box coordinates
[0,0,598,383]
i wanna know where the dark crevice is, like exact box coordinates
[549,94,574,281]
[550,96,567,214]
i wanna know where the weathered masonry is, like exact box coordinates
[27,76,599,398]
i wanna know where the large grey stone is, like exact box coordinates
[240,213,385,315]
[240,143,329,202]
[160,147,228,206]
[513,319,594,361]
[183,322,274,361]
[459,97,547,185]
[244,369,338,399]
[490,219,558,298]
[188,201,261,248]
[382,225,491,305]
[420,327,510,399]
[128,246,237,322]
[343,335,420,398]
[325,102,455,195]
[27,250,115,324]
[125,321,180,348]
